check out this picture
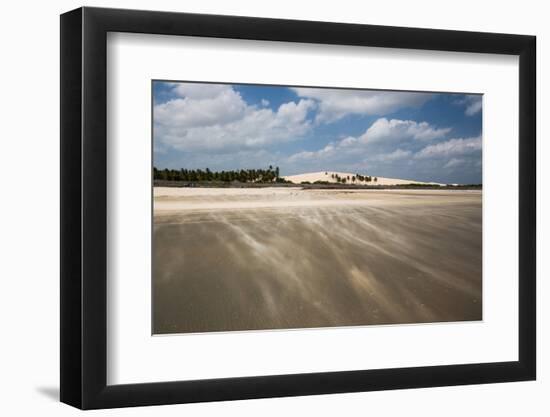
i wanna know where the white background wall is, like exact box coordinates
[0,0,546,415]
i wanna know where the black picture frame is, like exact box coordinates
[60,6,536,410]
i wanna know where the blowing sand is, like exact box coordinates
[153,187,482,334]
[154,186,472,214]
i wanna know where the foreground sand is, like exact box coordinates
[153,187,482,334]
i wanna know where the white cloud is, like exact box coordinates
[455,95,482,116]
[465,98,482,116]
[287,144,337,162]
[415,136,482,159]
[443,158,466,169]
[291,88,432,123]
[287,118,452,163]
[339,136,359,147]
[172,83,232,100]
[154,84,315,151]
[374,149,413,162]
[155,86,246,129]
[363,118,451,143]
[261,99,270,107]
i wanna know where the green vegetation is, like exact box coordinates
[153,166,481,189]
[331,173,374,184]
[153,166,291,183]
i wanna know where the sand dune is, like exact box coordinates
[282,171,444,186]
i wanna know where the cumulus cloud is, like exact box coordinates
[154,83,315,151]
[287,144,337,162]
[455,94,482,116]
[415,136,482,159]
[291,88,432,123]
[374,149,413,162]
[287,118,452,163]
[465,99,482,116]
[363,118,452,143]
[155,85,246,129]
[172,83,232,100]
[443,158,466,169]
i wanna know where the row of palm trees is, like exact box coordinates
[153,166,287,183]
[329,173,377,184]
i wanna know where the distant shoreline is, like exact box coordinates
[153,180,482,190]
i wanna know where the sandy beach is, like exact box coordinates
[153,187,482,334]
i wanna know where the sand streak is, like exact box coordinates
[153,188,482,334]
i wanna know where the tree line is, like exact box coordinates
[330,173,377,184]
[153,166,290,183]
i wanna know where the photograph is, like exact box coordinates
[53,3,538,411]
[152,81,483,334]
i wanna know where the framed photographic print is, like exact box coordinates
[60,7,536,409]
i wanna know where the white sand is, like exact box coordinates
[154,187,303,197]
[154,187,480,214]
[282,171,444,186]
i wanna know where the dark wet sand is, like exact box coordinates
[153,189,482,334]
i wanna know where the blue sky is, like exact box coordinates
[153,81,482,184]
